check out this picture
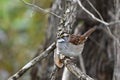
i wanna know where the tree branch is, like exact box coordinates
[76,0,109,25]
[76,0,120,47]
[64,58,94,80]
[20,0,62,19]
[8,42,56,80]
[86,0,104,21]
[76,0,120,26]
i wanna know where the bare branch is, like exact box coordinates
[86,0,104,21]
[109,21,120,25]
[20,0,62,19]
[76,0,120,47]
[76,0,109,25]
[105,26,120,48]
[50,65,60,80]
[8,43,56,80]
[76,0,120,26]
[64,58,94,80]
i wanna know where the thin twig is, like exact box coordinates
[76,0,120,26]
[86,0,104,21]
[76,0,109,25]
[76,0,120,47]
[21,0,62,19]
[105,25,120,48]
[109,20,120,25]
[8,43,56,80]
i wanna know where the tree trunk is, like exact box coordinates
[112,0,120,80]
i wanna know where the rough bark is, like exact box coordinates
[112,0,120,80]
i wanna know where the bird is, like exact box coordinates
[69,27,96,45]
[54,27,96,68]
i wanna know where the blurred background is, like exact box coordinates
[0,0,119,80]
[0,0,52,80]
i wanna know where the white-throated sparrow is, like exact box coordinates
[54,27,96,68]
